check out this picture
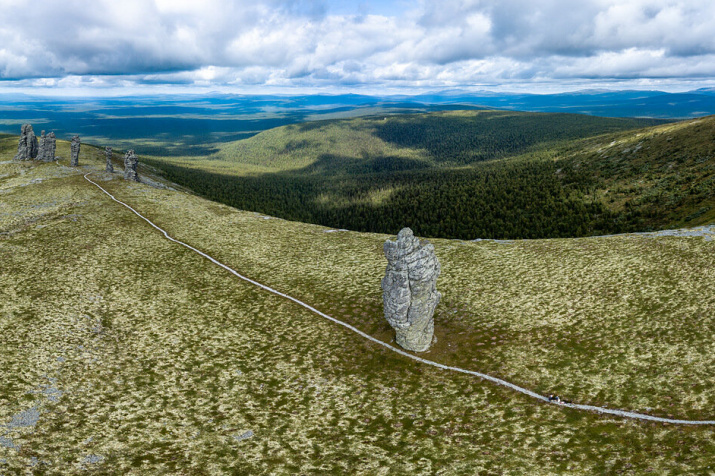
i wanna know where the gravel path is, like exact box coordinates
[589,225,715,241]
[84,173,715,425]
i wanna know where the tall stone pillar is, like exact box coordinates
[70,136,81,166]
[105,147,114,173]
[382,228,441,352]
[123,150,139,182]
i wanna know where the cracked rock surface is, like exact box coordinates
[123,150,139,181]
[381,227,441,352]
[105,147,113,173]
[70,136,81,166]
[37,131,56,162]
[13,124,38,161]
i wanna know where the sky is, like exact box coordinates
[2,0,715,95]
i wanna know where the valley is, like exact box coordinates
[143,111,714,240]
[1,134,713,473]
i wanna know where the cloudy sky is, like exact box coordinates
[2,0,715,94]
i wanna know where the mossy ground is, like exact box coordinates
[1,143,714,474]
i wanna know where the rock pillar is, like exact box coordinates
[381,228,441,352]
[13,124,39,161]
[47,133,56,161]
[123,150,139,182]
[36,131,56,162]
[105,147,113,173]
[37,131,46,161]
[70,136,81,166]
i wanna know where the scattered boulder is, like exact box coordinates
[70,136,81,166]
[123,150,139,182]
[36,131,57,162]
[381,227,441,352]
[13,124,39,161]
[105,147,113,173]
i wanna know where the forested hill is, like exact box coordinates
[143,111,714,240]
[559,115,715,230]
[211,110,663,173]
[368,112,663,165]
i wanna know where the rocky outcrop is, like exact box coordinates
[37,131,47,161]
[105,147,113,173]
[48,132,57,161]
[123,150,139,182]
[381,227,441,352]
[13,124,39,161]
[36,131,57,162]
[70,136,81,166]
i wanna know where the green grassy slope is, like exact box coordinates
[1,145,714,473]
[0,134,15,156]
[559,116,715,229]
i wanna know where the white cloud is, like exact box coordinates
[0,0,714,91]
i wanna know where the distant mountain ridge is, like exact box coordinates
[395,89,715,119]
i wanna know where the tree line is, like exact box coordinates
[146,157,638,240]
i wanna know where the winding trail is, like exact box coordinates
[84,173,715,426]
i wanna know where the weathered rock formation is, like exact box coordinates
[36,131,57,162]
[70,136,81,166]
[47,133,57,161]
[37,131,46,161]
[105,147,113,173]
[13,124,39,161]
[37,131,47,161]
[123,150,139,182]
[381,227,441,352]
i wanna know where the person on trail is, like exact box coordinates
[548,394,561,403]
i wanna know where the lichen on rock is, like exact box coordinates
[37,131,57,162]
[13,124,39,161]
[37,131,47,161]
[105,147,113,173]
[381,227,441,352]
[70,135,81,166]
[123,150,139,182]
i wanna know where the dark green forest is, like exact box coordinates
[144,111,715,240]
[370,112,662,165]
[146,157,639,240]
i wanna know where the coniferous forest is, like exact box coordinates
[149,158,619,239]
[144,111,715,240]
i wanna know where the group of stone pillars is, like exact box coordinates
[13,124,56,162]
[15,127,439,353]
[99,145,140,182]
[103,146,139,181]
[12,123,140,182]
